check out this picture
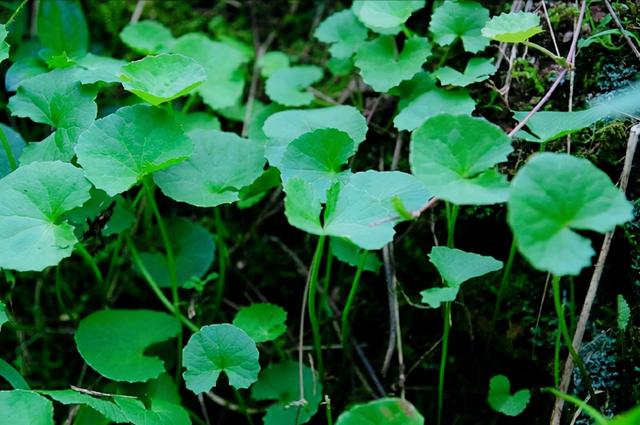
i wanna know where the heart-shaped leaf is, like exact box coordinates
[434,57,496,87]
[335,397,424,425]
[75,309,181,382]
[182,324,260,393]
[315,10,368,58]
[410,114,512,205]
[154,129,265,207]
[263,105,367,167]
[233,303,287,343]
[481,12,543,43]
[429,246,503,287]
[487,375,530,416]
[352,1,424,35]
[265,65,323,107]
[507,153,633,276]
[120,54,206,105]
[429,1,490,53]
[0,161,91,271]
[75,104,192,196]
[0,124,25,178]
[355,35,432,92]
[120,20,175,55]
[0,390,53,425]
[394,88,475,131]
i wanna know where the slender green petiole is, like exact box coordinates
[341,250,368,347]
[488,235,518,339]
[308,235,327,379]
[75,243,104,287]
[212,208,228,321]
[522,41,570,68]
[0,128,17,172]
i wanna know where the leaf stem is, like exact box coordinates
[446,203,459,249]
[341,250,368,347]
[308,235,327,380]
[75,243,104,287]
[212,207,228,321]
[523,41,570,68]
[542,388,608,425]
[488,235,518,340]
[0,127,17,172]
[5,0,29,26]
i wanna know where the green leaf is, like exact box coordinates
[154,129,265,207]
[102,196,136,237]
[263,105,367,167]
[237,167,281,209]
[41,390,129,423]
[120,20,175,55]
[119,54,206,106]
[114,398,191,425]
[355,35,432,92]
[37,0,88,57]
[0,390,53,425]
[611,406,640,425]
[258,51,290,78]
[434,57,496,87]
[618,294,630,331]
[487,375,530,416]
[394,88,475,131]
[352,1,424,35]
[390,71,437,110]
[251,361,322,425]
[0,124,25,178]
[0,301,7,331]
[429,1,490,53]
[174,112,221,132]
[19,128,85,165]
[330,237,381,273]
[232,303,287,343]
[75,104,192,196]
[75,309,181,382]
[283,178,324,235]
[429,246,503,286]
[137,218,215,289]
[335,397,424,425]
[279,128,354,201]
[182,324,260,393]
[265,66,323,107]
[410,114,512,205]
[172,33,248,110]
[420,287,460,308]
[482,12,543,43]
[0,161,91,271]
[5,57,49,91]
[315,10,368,58]
[0,359,29,390]
[507,153,633,276]
[0,25,9,64]
[72,53,127,84]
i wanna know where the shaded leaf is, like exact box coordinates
[233,303,287,343]
[37,0,88,57]
[618,294,630,331]
[265,66,323,107]
[0,124,25,178]
[120,20,175,55]
[72,53,127,84]
[0,25,9,64]
[420,287,459,308]
[258,51,290,78]
[487,375,530,416]
[315,10,368,58]
[330,237,381,273]
[434,57,496,87]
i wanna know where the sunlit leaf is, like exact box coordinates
[233,303,287,343]
[120,20,175,55]
[352,1,424,35]
[258,51,290,77]
[429,246,503,287]
[0,25,9,64]
[481,12,543,43]
[420,287,459,308]
[0,390,53,425]
[429,1,490,53]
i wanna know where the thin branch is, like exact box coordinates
[603,0,640,63]
[130,0,146,23]
[541,0,561,56]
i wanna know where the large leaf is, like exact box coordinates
[410,114,512,204]
[355,35,432,92]
[0,390,53,425]
[429,0,490,53]
[487,375,530,416]
[265,66,323,107]
[352,1,424,35]
[434,57,496,87]
[335,398,424,425]
[0,161,91,271]
[119,54,206,105]
[315,10,368,58]
[507,153,633,276]
[42,390,129,423]
[37,0,88,57]
[137,218,216,288]
[75,104,192,196]
[182,324,260,393]
[263,105,367,167]
[120,20,175,55]
[481,12,543,43]
[154,129,265,207]
[0,124,25,178]
[428,246,503,287]
[75,309,181,382]
[394,88,475,131]
[232,303,287,343]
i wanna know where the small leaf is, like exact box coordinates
[0,390,53,425]
[481,12,543,43]
[330,238,382,273]
[37,0,88,57]
[352,1,424,35]
[0,302,7,331]
[0,161,91,271]
[420,287,460,308]
[0,124,25,178]
[0,358,30,390]
[120,20,175,55]
[75,104,192,196]
[434,57,496,87]
[120,54,206,105]
[182,324,260,393]
[618,294,630,331]
[410,114,512,205]
[335,397,424,425]
[233,303,287,343]
[315,10,368,58]
[507,153,633,276]
[0,25,9,64]
[429,1,490,53]
[265,65,323,107]
[429,246,503,287]
[487,375,530,416]
[355,35,432,92]
[258,51,290,77]
[154,129,265,207]
[75,309,181,382]
[394,88,475,131]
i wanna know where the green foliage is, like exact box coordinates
[0,25,9,64]
[120,21,174,55]
[394,88,475,131]
[258,52,290,77]
[0,124,25,177]
[487,375,530,416]
[335,397,424,425]
[429,1,490,53]
[330,237,381,273]
[482,12,543,43]
[0,302,7,332]
[232,303,287,343]
[0,390,53,425]
[352,0,424,35]
[434,57,496,87]
[265,65,323,106]
[315,10,368,58]
[617,294,630,331]
[37,0,89,58]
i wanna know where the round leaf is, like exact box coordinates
[0,390,53,425]
[182,324,260,393]
[75,309,181,382]
[75,104,192,196]
[481,12,543,43]
[315,10,368,58]
[394,88,475,131]
[410,114,512,205]
[265,65,323,107]
[428,246,503,287]
[507,153,633,276]
[0,161,91,271]
[120,20,175,55]
[429,1,490,53]
[487,375,530,416]
[352,1,424,35]
[232,303,287,343]
[335,398,424,425]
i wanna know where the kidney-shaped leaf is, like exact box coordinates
[507,153,633,276]
[434,57,496,87]
[0,161,91,272]
[429,246,503,287]
[481,12,543,43]
[120,54,206,105]
[410,114,512,205]
[154,129,265,207]
[75,309,181,382]
[182,324,260,393]
[315,10,368,58]
[487,375,530,416]
[265,66,323,107]
[355,36,432,92]
[0,390,53,425]
[120,20,175,55]
[336,397,424,425]
[233,303,287,343]
[429,0,490,53]
[352,1,424,35]
[76,104,192,196]
[394,88,475,131]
